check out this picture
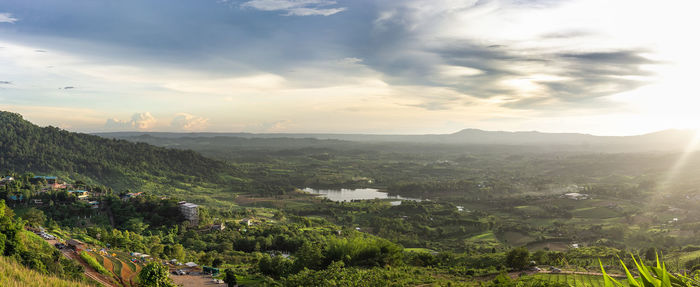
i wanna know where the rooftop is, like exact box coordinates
[68,190,88,193]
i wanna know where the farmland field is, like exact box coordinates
[528,273,630,287]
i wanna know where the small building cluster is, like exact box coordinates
[0,176,14,187]
[31,176,69,192]
[121,192,143,201]
[3,174,102,209]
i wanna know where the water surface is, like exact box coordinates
[303,188,420,204]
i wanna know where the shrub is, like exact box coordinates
[601,254,699,286]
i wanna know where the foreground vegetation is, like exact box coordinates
[0,256,92,287]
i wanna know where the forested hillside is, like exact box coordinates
[0,111,241,191]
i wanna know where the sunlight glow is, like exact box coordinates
[658,130,700,193]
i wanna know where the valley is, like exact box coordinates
[3,111,700,286]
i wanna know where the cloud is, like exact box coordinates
[357,0,658,111]
[0,13,18,23]
[104,112,157,130]
[431,44,654,106]
[170,113,209,131]
[0,0,694,135]
[338,57,363,64]
[241,0,346,16]
[131,112,156,129]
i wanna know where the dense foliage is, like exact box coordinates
[138,262,175,287]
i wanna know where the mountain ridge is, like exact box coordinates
[94,128,696,152]
[93,127,694,139]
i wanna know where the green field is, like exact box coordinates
[572,207,621,219]
[528,273,629,287]
[404,248,438,253]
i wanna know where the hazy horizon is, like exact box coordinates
[1,1,699,136]
[90,127,695,137]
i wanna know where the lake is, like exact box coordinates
[302,188,421,204]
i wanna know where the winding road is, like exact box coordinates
[46,238,117,287]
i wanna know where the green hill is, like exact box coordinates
[0,111,244,191]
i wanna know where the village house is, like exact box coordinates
[211,222,226,231]
[127,192,143,198]
[240,218,255,226]
[88,201,100,209]
[121,192,143,201]
[66,239,86,252]
[49,181,68,190]
[68,190,89,200]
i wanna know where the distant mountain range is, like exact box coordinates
[95,128,697,153]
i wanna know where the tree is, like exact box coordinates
[505,247,530,270]
[22,208,46,227]
[259,253,294,279]
[212,258,223,268]
[169,244,185,261]
[125,218,149,234]
[224,268,237,287]
[294,241,324,271]
[138,262,175,287]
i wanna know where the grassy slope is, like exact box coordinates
[0,256,93,287]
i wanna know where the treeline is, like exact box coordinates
[258,236,402,279]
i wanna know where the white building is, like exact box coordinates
[179,202,199,224]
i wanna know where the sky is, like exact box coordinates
[0,0,699,135]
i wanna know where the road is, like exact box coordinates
[46,238,117,287]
